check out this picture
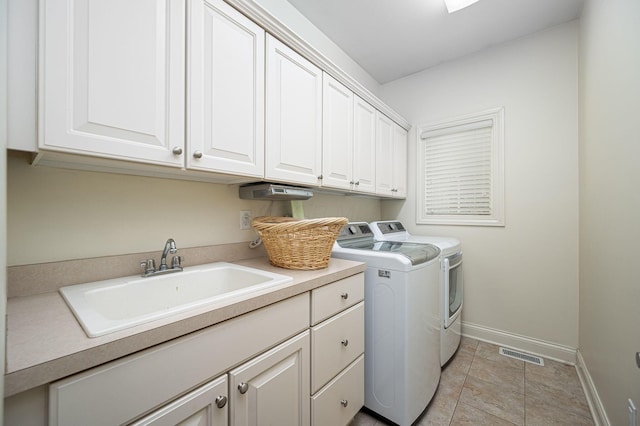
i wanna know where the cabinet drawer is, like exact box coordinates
[49,293,309,426]
[311,355,364,426]
[311,273,364,325]
[311,302,364,393]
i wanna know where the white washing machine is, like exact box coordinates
[331,222,441,426]
[370,221,463,366]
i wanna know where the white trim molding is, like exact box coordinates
[576,350,611,426]
[462,321,577,364]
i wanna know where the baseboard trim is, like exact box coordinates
[576,350,611,426]
[461,321,577,364]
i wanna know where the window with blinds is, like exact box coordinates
[417,107,504,226]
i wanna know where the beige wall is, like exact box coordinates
[7,152,381,266]
[379,22,580,349]
[579,0,640,424]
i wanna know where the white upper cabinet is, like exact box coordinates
[352,96,377,194]
[375,112,394,196]
[375,112,407,198]
[322,73,354,190]
[322,74,376,194]
[392,124,408,198]
[265,35,323,186]
[188,0,265,177]
[39,0,186,166]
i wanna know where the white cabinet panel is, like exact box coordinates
[353,96,377,194]
[265,35,322,186]
[375,112,394,196]
[375,112,407,198]
[322,73,354,190]
[188,0,265,177]
[311,302,364,394]
[310,273,364,326]
[322,75,377,195]
[131,375,228,426]
[392,124,408,198]
[40,0,185,166]
[229,331,310,426]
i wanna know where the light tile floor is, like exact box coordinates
[351,337,594,426]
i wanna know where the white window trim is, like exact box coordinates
[416,107,505,226]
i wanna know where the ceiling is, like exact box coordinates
[285,0,584,84]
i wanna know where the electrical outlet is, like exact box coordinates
[629,398,637,426]
[239,210,252,230]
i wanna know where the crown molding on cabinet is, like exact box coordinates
[224,0,411,131]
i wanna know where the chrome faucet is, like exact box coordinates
[140,238,184,277]
[160,238,177,271]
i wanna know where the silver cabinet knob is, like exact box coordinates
[215,395,227,408]
[318,174,323,180]
[355,181,360,186]
[340,399,348,407]
[341,292,348,300]
[341,339,349,347]
[238,382,249,394]
[172,146,183,155]
[193,151,203,159]
[349,180,354,185]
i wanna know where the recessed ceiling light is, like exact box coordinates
[444,0,480,13]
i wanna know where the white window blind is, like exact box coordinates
[416,107,504,226]
[422,120,493,216]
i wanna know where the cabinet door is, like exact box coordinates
[322,73,353,190]
[265,35,322,186]
[229,331,310,426]
[353,96,377,194]
[392,124,408,198]
[131,375,228,426]
[39,0,185,166]
[188,0,265,177]
[375,112,394,196]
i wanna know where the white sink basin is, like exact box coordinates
[60,262,292,337]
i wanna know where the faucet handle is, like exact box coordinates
[171,255,183,270]
[140,259,156,275]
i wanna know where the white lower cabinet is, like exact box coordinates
[46,273,365,426]
[230,331,310,426]
[131,375,229,426]
[310,278,365,426]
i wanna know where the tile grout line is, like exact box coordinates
[448,341,478,425]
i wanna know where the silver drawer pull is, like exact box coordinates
[341,339,349,347]
[340,292,348,300]
[215,395,227,408]
[238,382,249,394]
[340,399,348,407]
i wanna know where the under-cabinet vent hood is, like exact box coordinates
[239,183,313,200]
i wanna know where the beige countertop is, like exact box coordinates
[5,257,366,397]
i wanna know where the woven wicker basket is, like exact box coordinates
[252,216,348,270]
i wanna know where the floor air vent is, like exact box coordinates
[499,347,544,366]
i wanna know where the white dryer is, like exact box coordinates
[370,221,463,366]
[331,222,441,426]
